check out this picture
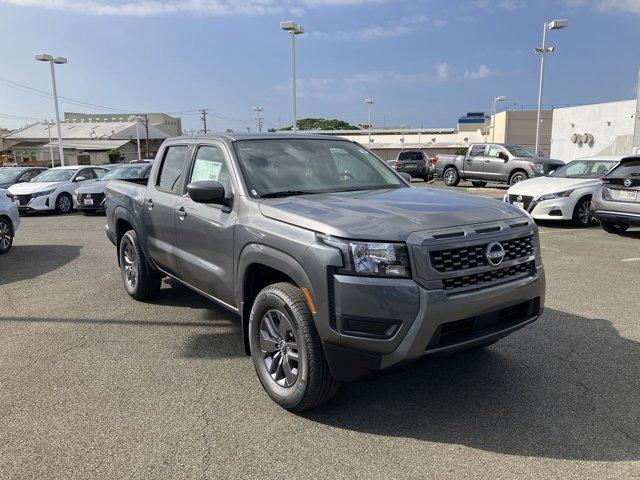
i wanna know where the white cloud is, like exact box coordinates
[435,63,451,80]
[566,0,640,14]
[0,0,388,16]
[464,65,492,79]
[312,13,446,40]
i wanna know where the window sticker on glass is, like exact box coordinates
[192,160,223,182]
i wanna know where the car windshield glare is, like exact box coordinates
[233,139,404,197]
[505,146,536,157]
[31,169,75,182]
[102,165,151,181]
[553,160,617,178]
[0,170,22,182]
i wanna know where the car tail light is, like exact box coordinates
[432,156,439,165]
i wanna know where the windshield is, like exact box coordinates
[101,165,151,181]
[609,159,640,177]
[398,151,424,161]
[0,169,23,182]
[505,145,536,157]
[31,169,75,182]
[233,139,404,197]
[553,160,617,178]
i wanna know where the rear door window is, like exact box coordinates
[157,145,189,194]
[398,151,423,161]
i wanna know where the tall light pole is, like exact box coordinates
[130,115,142,162]
[401,125,408,151]
[534,19,568,156]
[280,21,304,132]
[252,106,264,132]
[35,53,67,166]
[491,95,507,142]
[364,98,374,148]
[45,120,55,167]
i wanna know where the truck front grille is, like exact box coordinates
[442,260,536,291]
[430,235,533,273]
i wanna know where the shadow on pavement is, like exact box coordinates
[306,308,640,462]
[0,245,82,286]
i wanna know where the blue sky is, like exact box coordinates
[1,0,639,132]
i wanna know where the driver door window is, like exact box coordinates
[189,145,231,193]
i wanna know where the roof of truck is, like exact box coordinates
[168,132,350,142]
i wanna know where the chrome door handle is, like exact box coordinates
[176,207,187,220]
[485,160,491,163]
[145,199,154,210]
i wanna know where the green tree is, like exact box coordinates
[455,147,469,156]
[108,149,122,164]
[280,118,359,131]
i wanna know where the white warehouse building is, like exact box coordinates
[550,99,640,162]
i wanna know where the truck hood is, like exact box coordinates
[8,181,67,194]
[259,187,525,241]
[508,176,601,196]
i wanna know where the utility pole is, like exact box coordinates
[141,114,150,157]
[200,108,209,134]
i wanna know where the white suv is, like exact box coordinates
[8,165,108,214]
[0,188,20,254]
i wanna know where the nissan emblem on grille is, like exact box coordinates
[624,179,632,187]
[485,242,506,266]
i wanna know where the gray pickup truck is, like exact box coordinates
[105,133,546,412]
[434,143,564,187]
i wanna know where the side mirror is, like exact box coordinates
[74,176,86,182]
[398,172,412,183]
[187,180,228,204]
[499,152,509,161]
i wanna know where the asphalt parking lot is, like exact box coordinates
[1,182,639,479]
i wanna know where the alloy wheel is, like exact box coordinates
[259,309,300,388]
[444,170,456,185]
[122,241,138,290]
[58,195,72,213]
[578,201,592,225]
[0,221,11,251]
[511,174,526,185]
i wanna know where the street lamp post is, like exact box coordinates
[401,125,408,151]
[280,21,304,132]
[491,95,507,142]
[130,116,142,162]
[364,98,374,148]
[252,107,264,132]
[534,19,568,155]
[45,120,55,167]
[35,53,67,166]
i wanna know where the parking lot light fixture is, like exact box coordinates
[491,96,507,142]
[36,53,67,166]
[364,98,374,147]
[534,19,568,156]
[280,21,304,132]
[251,107,264,132]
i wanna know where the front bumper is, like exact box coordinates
[504,194,576,221]
[14,194,56,212]
[323,266,545,382]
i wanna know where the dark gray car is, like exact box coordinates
[105,134,546,411]
[0,167,47,190]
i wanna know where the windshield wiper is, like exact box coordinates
[260,190,315,198]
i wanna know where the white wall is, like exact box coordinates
[551,100,637,161]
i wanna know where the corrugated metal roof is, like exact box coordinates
[41,139,130,150]
[4,121,170,141]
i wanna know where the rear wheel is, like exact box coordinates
[55,193,73,214]
[571,197,594,227]
[509,171,528,186]
[0,218,13,254]
[443,167,460,187]
[249,282,339,412]
[119,230,162,300]
[601,221,630,234]
[471,181,488,188]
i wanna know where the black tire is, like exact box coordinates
[509,171,529,186]
[55,193,73,214]
[571,196,594,227]
[118,230,162,300]
[601,221,630,234]
[443,167,460,187]
[471,181,488,188]
[249,282,339,412]
[0,217,13,254]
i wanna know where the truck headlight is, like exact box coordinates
[538,189,574,201]
[318,235,411,278]
[32,189,55,198]
[529,163,545,175]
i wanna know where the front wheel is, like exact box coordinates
[443,167,460,187]
[509,171,529,186]
[601,221,630,234]
[0,217,13,254]
[118,230,162,300]
[571,197,594,227]
[55,193,73,214]
[249,282,339,412]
